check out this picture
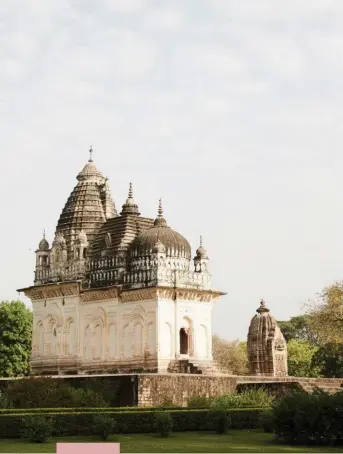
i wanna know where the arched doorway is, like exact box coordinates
[179,328,189,355]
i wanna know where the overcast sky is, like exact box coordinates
[1,0,343,340]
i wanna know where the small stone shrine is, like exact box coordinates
[247,299,288,377]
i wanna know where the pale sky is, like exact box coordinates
[1,0,343,341]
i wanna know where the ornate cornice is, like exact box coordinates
[81,287,120,303]
[121,288,160,303]
[121,286,226,303]
[20,281,225,304]
[18,282,80,301]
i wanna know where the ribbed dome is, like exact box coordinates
[129,200,191,259]
[195,236,208,259]
[39,234,49,251]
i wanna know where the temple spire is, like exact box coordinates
[158,198,163,217]
[88,145,93,162]
[120,182,140,216]
[257,298,270,313]
[154,198,168,227]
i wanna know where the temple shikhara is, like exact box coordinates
[19,150,227,375]
[247,300,288,377]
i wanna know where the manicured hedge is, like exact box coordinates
[0,406,191,414]
[0,408,266,438]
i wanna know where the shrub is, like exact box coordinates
[5,378,108,408]
[260,410,274,433]
[211,388,274,409]
[92,415,117,441]
[21,416,53,443]
[0,391,12,409]
[187,395,211,408]
[155,412,173,437]
[0,408,266,439]
[212,410,230,434]
[273,390,343,445]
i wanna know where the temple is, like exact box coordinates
[247,299,288,377]
[19,151,226,375]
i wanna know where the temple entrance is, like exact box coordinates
[179,328,189,355]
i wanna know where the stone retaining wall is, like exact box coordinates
[138,374,237,407]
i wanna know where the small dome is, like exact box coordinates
[120,183,140,216]
[129,199,191,259]
[39,232,49,251]
[196,236,208,259]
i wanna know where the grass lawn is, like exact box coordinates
[0,430,342,453]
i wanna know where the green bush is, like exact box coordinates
[211,388,274,409]
[5,378,108,409]
[92,415,117,440]
[21,416,53,443]
[0,408,266,439]
[155,412,173,437]
[212,410,230,434]
[260,410,274,433]
[187,395,211,408]
[0,391,12,409]
[273,390,343,445]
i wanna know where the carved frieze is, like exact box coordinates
[120,287,224,303]
[81,288,119,303]
[22,283,80,301]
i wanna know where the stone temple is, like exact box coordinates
[247,299,288,377]
[18,151,226,375]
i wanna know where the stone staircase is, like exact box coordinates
[167,359,230,375]
[298,379,343,395]
[236,375,343,395]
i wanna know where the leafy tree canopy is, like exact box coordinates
[212,335,248,375]
[287,339,320,377]
[0,300,32,377]
[277,315,318,345]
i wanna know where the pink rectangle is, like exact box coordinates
[56,442,120,454]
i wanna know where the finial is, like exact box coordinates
[257,298,270,313]
[128,182,133,198]
[158,198,163,217]
[88,145,93,162]
[43,229,46,239]
[200,235,203,247]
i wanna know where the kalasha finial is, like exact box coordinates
[43,229,46,239]
[88,145,93,162]
[257,298,270,313]
[158,198,163,217]
[128,182,133,198]
[200,235,203,247]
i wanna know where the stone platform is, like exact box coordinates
[0,373,342,407]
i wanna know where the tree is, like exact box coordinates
[287,339,320,377]
[306,281,343,344]
[212,335,248,375]
[311,343,343,378]
[277,315,319,345]
[0,301,32,377]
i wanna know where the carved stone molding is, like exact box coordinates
[81,287,119,303]
[121,288,159,303]
[21,283,80,301]
[120,287,225,303]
